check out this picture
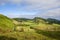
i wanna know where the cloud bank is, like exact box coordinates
[0,0,60,19]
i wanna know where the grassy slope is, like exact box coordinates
[0,14,14,31]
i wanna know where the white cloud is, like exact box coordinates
[0,0,60,9]
[0,0,22,5]
[24,0,60,10]
[24,0,60,19]
[8,0,22,4]
[0,0,60,19]
[37,8,60,19]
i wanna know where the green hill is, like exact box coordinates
[47,18,60,24]
[0,14,14,31]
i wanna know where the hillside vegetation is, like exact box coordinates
[13,17,60,31]
[0,14,60,40]
[0,14,14,31]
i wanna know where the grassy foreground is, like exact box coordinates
[0,31,58,40]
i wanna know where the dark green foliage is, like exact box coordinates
[35,29,60,40]
[30,27,34,29]
[33,17,46,24]
[33,17,40,24]
[13,18,32,22]
[0,36,17,40]
[34,17,46,21]
[47,18,60,24]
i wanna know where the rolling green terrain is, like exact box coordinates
[0,14,60,40]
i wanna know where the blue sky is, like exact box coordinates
[0,0,60,19]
